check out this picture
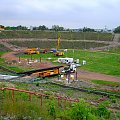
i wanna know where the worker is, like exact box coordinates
[70,63,76,72]
[82,60,86,65]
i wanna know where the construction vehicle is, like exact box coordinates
[40,48,48,53]
[24,48,40,54]
[54,37,64,56]
[17,66,63,78]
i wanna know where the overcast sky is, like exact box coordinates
[0,0,120,29]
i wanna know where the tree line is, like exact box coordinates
[1,24,120,33]
[0,25,65,31]
[0,25,93,32]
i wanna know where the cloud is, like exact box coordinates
[0,0,120,28]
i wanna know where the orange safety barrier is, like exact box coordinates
[0,88,79,107]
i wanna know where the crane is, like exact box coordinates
[54,37,64,56]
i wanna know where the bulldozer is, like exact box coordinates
[24,48,40,54]
[54,37,64,56]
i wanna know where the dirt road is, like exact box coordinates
[1,52,54,70]
[77,70,120,82]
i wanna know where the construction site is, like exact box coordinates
[0,30,120,120]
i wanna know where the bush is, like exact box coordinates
[95,103,110,119]
[70,99,98,120]
[47,101,56,119]
[36,83,39,86]
[109,96,117,103]
[117,112,120,119]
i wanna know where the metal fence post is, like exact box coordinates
[40,95,42,106]
[12,90,14,102]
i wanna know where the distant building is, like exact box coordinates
[95,29,113,33]
[29,26,33,31]
[70,29,82,32]
[94,29,103,32]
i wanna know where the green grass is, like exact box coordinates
[0,64,24,73]
[0,52,7,64]
[91,80,120,86]
[0,81,119,120]
[21,50,120,76]
[108,48,120,54]
[8,66,24,72]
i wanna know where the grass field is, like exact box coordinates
[91,80,120,86]
[108,46,120,54]
[21,50,120,76]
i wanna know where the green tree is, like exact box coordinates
[52,25,64,31]
[5,25,28,30]
[0,25,4,29]
[38,25,48,30]
[114,26,120,33]
[83,27,95,32]
[16,25,28,30]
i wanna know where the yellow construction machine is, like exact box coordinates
[54,37,64,56]
[24,48,40,54]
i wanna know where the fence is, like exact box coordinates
[0,87,79,107]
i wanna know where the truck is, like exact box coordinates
[58,58,73,64]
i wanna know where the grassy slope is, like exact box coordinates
[9,40,107,49]
[79,51,120,76]
[0,31,114,41]
[21,50,120,76]
[0,44,11,52]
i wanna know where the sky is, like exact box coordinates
[0,0,120,29]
